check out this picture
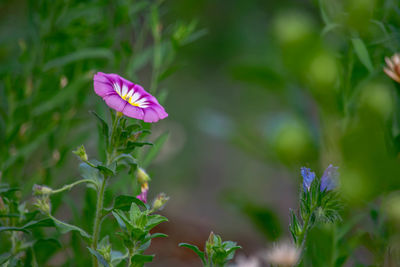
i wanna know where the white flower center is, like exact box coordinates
[113,83,149,108]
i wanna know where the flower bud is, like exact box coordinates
[33,184,53,195]
[98,245,111,263]
[34,197,51,214]
[152,193,169,211]
[137,168,150,184]
[136,182,149,203]
[72,145,88,162]
[207,231,215,246]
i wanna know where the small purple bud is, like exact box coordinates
[320,164,339,191]
[301,167,315,192]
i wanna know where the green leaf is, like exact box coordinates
[130,254,154,267]
[79,163,100,183]
[130,227,147,241]
[150,233,168,239]
[142,132,169,168]
[0,184,19,197]
[44,48,114,70]
[107,195,147,213]
[179,243,206,265]
[119,141,153,153]
[114,154,137,166]
[145,214,168,230]
[53,219,91,241]
[351,38,373,73]
[23,218,54,229]
[96,165,116,177]
[129,203,142,223]
[0,226,28,233]
[0,253,12,265]
[0,218,54,233]
[112,210,131,230]
[87,247,110,267]
[90,111,109,147]
[110,250,126,266]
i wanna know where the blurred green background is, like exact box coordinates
[2,0,400,266]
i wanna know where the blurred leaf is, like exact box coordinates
[142,132,169,168]
[351,38,373,73]
[43,48,113,70]
[3,126,53,171]
[33,239,61,264]
[90,111,109,148]
[227,194,282,241]
[32,74,91,116]
[230,64,284,89]
[130,254,154,267]
[0,253,11,265]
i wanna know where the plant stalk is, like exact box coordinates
[91,176,107,267]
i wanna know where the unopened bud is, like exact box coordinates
[33,184,53,195]
[72,145,88,162]
[152,193,169,211]
[206,231,215,256]
[98,245,111,263]
[34,197,51,214]
[207,231,215,246]
[137,168,150,184]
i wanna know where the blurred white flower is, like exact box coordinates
[234,254,260,267]
[264,242,300,267]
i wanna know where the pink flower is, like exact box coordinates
[93,72,168,123]
[136,182,149,203]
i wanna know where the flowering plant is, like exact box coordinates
[290,165,342,248]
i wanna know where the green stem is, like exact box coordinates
[107,112,120,163]
[127,247,133,267]
[91,177,107,267]
[92,111,119,267]
[297,213,311,248]
[50,179,97,194]
[295,206,317,266]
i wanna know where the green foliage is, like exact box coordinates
[0,183,56,266]
[179,232,241,267]
[111,203,168,267]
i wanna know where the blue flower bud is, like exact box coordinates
[320,164,339,191]
[301,167,315,192]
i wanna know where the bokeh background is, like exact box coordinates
[2,0,400,266]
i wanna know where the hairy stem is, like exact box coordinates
[50,179,97,194]
[91,177,107,267]
[92,111,119,267]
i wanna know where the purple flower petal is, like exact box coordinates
[103,94,126,112]
[93,72,168,122]
[320,164,339,191]
[301,167,315,192]
[136,183,149,203]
